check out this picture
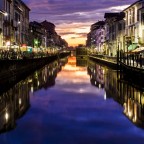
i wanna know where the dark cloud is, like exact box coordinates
[59,32,87,38]
[59,32,75,35]
[71,37,76,39]
[23,0,136,23]
[76,33,87,38]
[23,0,137,46]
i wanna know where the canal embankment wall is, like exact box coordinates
[89,54,144,86]
[0,51,70,81]
[89,55,117,70]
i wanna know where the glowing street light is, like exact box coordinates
[5,111,9,122]
[4,12,8,17]
[34,39,38,45]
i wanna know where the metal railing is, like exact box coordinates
[0,51,54,60]
[118,51,144,69]
[90,54,117,63]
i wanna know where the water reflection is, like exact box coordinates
[0,58,68,133]
[0,79,30,133]
[1,56,144,134]
[119,79,144,128]
[87,61,105,89]
[87,60,144,128]
[76,57,87,67]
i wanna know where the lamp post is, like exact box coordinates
[3,12,11,50]
[34,38,39,55]
[8,11,11,51]
[18,21,21,52]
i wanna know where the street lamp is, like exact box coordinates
[17,21,21,52]
[34,39,39,54]
[4,12,8,17]
[34,39,38,46]
[3,12,11,50]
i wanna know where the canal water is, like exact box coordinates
[0,56,144,144]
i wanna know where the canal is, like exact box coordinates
[0,56,144,144]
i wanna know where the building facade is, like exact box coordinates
[29,21,46,49]
[0,0,12,48]
[86,0,144,56]
[0,0,30,49]
[41,20,56,47]
[123,0,144,49]
[12,0,30,47]
[87,21,105,54]
[94,21,105,53]
[41,20,68,49]
[104,12,125,56]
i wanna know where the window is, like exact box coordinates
[129,9,132,24]
[15,12,20,22]
[137,10,139,21]
[112,25,115,32]
[132,7,135,23]
[141,13,144,24]
[118,23,122,31]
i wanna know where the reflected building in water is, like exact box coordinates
[0,78,30,133]
[87,60,105,89]
[88,60,144,128]
[1,56,144,133]
[76,58,87,67]
[76,48,88,67]
[28,58,67,92]
[118,79,144,128]
[29,61,58,92]
[0,58,67,133]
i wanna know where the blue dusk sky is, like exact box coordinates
[23,0,137,46]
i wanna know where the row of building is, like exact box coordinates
[0,0,68,52]
[86,0,144,57]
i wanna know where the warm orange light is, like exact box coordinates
[62,65,85,71]
[6,41,10,46]
[4,12,8,16]
[56,22,90,46]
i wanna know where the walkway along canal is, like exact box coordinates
[0,56,144,144]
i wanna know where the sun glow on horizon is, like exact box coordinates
[56,22,91,46]
[55,5,130,46]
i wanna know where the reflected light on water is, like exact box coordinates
[75,71,88,76]
[1,56,144,142]
[63,65,85,71]
[104,92,107,100]
[19,98,22,105]
[37,81,40,86]
[58,87,99,94]
[72,79,87,83]
[5,111,9,122]
[28,79,32,83]
[79,88,85,93]
[31,86,34,93]
[128,111,133,118]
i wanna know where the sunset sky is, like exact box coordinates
[23,0,137,47]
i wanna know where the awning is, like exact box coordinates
[128,43,139,51]
[131,47,144,53]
